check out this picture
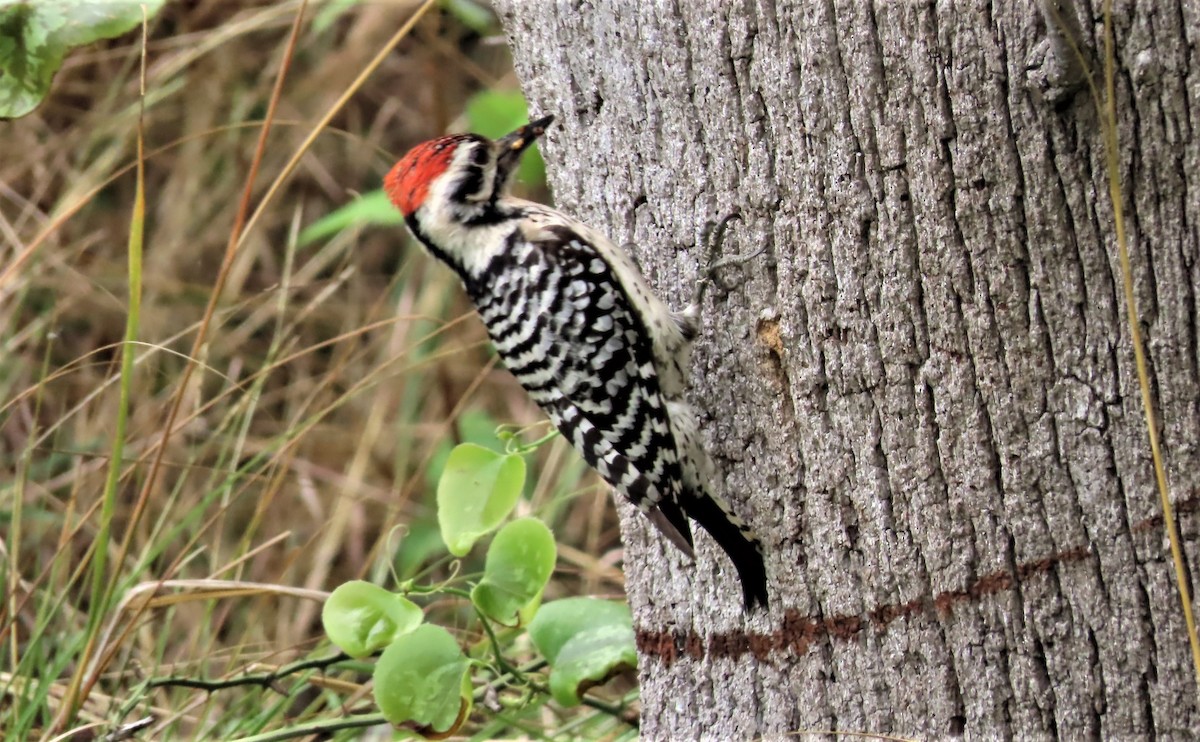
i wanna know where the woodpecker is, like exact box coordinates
[384,115,769,610]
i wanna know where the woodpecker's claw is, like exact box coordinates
[707,244,769,275]
[692,210,763,308]
[703,210,744,261]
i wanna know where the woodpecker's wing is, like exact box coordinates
[545,397,695,558]
[513,224,697,552]
[527,224,770,609]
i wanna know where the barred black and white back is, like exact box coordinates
[385,116,769,610]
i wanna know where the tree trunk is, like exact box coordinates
[493,0,1200,737]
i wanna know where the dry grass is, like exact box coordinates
[0,1,628,738]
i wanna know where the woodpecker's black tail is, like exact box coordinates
[684,492,769,611]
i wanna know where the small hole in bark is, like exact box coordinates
[949,715,967,735]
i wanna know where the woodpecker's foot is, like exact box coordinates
[692,209,765,307]
[673,303,701,342]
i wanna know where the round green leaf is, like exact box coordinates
[547,625,638,707]
[437,443,525,556]
[470,517,556,625]
[528,597,633,662]
[530,598,637,706]
[321,581,423,659]
[0,0,167,119]
[373,624,471,734]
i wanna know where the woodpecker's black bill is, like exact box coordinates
[498,114,555,153]
[493,115,554,189]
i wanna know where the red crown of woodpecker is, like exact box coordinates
[384,134,475,217]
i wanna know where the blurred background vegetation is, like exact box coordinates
[0,0,633,738]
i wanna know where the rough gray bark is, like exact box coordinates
[494,0,1200,738]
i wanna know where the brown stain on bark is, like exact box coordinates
[637,548,1089,665]
[635,495,1199,665]
[1130,491,1200,533]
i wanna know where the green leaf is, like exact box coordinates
[465,89,546,188]
[321,581,423,659]
[425,410,506,493]
[311,0,362,33]
[464,89,527,140]
[529,598,637,707]
[373,624,471,734]
[298,190,402,246]
[0,0,167,119]
[440,0,494,34]
[528,597,632,662]
[471,517,556,625]
[437,443,525,557]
